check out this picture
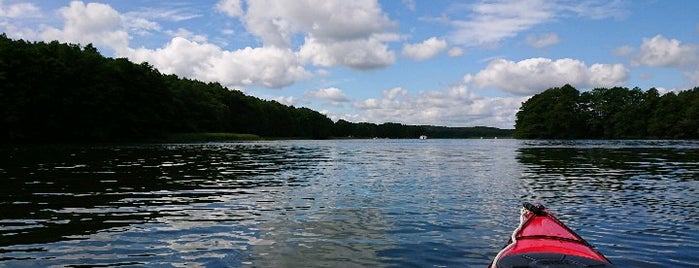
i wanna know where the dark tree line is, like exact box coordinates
[1,35,512,143]
[514,84,699,139]
[333,120,513,138]
[0,35,333,142]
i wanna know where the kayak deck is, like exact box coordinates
[491,203,615,268]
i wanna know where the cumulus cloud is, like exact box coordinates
[465,57,629,95]
[8,0,399,90]
[273,96,299,106]
[348,85,524,128]
[0,1,40,18]
[385,87,409,100]
[233,0,397,70]
[525,33,559,48]
[356,98,380,110]
[166,28,207,42]
[126,37,310,88]
[307,87,351,103]
[41,1,129,54]
[299,35,395,69]
[30,1,319,89]
[632,35,699,67]
[402,37,448,61]
[240,0,394,47]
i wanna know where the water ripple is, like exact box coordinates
[1,140,698,267]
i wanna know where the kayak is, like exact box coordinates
[490,202,615,268]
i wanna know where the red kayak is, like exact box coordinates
[490,203,615,268]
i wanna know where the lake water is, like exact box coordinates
[1,139,697,267]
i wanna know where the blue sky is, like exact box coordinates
[2,0,698,128]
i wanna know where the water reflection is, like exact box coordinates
[0,142,334,266]
[516,140,699,267]
[247,207,392,267]
[1,140,698,267]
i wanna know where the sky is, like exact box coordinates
[2,0,698,129]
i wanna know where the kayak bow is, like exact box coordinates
[490,202,615,268]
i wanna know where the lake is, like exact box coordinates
[1,139,697,267]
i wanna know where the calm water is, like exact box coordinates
[1,140,697,267]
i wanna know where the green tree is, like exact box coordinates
[514,84,585,138]
[648,92,682,138]
[0,36,341,142]
[676,88,699,138]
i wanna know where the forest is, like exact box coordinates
[0,35,511,143]
[0,35,336,142]
[333,120,513,139]
[514,84,699,139]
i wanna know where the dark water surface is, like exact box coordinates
[1,140,697,267]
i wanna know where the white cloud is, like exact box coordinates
[632,35,699,67]
[448,47,464,57]
[384,87,408,100]
[166,28,207,43]
[126,37,219,77]
[216,0,244,18]
[588,63,631,87]
[307,87,351,102]
[124,17,160,36]
[241,0,394,48]
[123,5,202,37]
[565,0,629,20]
[40,1,129,54]
[356,98,380,110]
[3,0,399,92]
[0,1,40,18]
[273,96,298,106]
[237,0,397,70]
[449,0,629,47]
[126,7,201,23]
[11,0,399,90]
[126,37,310,89]
[402,37,447,61]
[0,24,37,40]
[26,1,324,89]
[299,35,395,70]
[618,36,699,87]
[525,33,559,48]
[348,85,524,128]
[466,57,628,95]
[449,0,554,46]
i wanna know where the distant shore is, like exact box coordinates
[164,133,261,142]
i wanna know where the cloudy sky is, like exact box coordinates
[2,0,698,128]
